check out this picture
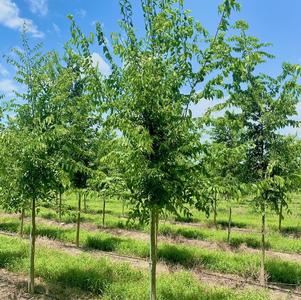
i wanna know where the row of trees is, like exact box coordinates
[0,0,301,299]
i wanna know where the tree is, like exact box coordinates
[53,22,104,247]
[2,33,65,293]
[201,111,246,242]
[90,0,240,298]
[225,22,301,282]
[268,136,301,232]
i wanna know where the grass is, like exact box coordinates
[35,205,301,255]
[28,202,301,256]
[158,224,301,254]
[0,234,270,300]
[55,192,301,234]
[1,216,301,285]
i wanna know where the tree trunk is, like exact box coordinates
[155,211,159,246]
[83,193,87,213]
[260,202,266,285]
[28,197,36,293]
[149,207,158,300]
[76,192,81,247]
[213,192,217,228]
[278,199,283,232]
[102,199,106,227]
[227,206,232,244]
[59,191,62,223]
[20,207,25,238]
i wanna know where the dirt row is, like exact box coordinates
[0,267,99,300]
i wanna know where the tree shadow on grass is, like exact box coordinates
[85,235,122,252]
[158,244,201,268]
[53,267,113,295]
[0,249,25,268]
[217,220,248,229]
[266,259,301,285]
[229,236,271,250]
[0,221,19,233]
[279,226,301,237]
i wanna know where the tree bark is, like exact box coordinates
[260,201,266,285]
[83,193,87,213]
[278,199,283,232]
[59,191,62,223]
[102,199,106,227]
[149,207,158,300]
[76,192,81,247]
[28,197,36,293]
[20,207,25,238]
[227,206,232,244]
[155,211,159,246]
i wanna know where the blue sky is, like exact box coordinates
[0,0,300,133]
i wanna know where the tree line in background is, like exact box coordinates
[0,0,301,299]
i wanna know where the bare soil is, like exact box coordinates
[0,268,97,300]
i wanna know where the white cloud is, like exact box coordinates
[27,0,48,16]
[0,64,9,76]
[52,22,60,34]
[0,78,17,96]
[91,52,111,77]
[76,8,86,18]
[0,0,44,37]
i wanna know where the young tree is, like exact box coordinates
[225,22,301,282]
[90,0,240,298]
[2,33,66,293]
[201,111,246,242]
[269,136,301,232]
[52,24,104,247]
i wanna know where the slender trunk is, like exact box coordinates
[227,206,232,244]
[213,192,217,228]
[102,199,106,227]
[260,201,266,285]
[83,193,87,213]
[149,207,158,300]
[20,207,25,238]
[59,191,62,223]
[278,199,283,232]
[28,197,36,293]
[155,211,159,246]
[76,192,81,247]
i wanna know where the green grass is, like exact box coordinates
[35,205,301,255]
[29,202,301,256]
[0,234,270,300]
[55,192,301,234]
[158,223,301,254]
[1,216,301,285]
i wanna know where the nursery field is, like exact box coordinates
[1,192,301,299]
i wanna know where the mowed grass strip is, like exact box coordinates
[31,202,301,254]
[0,216,301,285]
[0,234,269,300]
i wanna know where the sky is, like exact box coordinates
[0,0,300,133]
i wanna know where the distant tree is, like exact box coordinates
[53,22,104,247]
[268,136,301,232]
[225,21,301,283]
[204,111,246,243]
